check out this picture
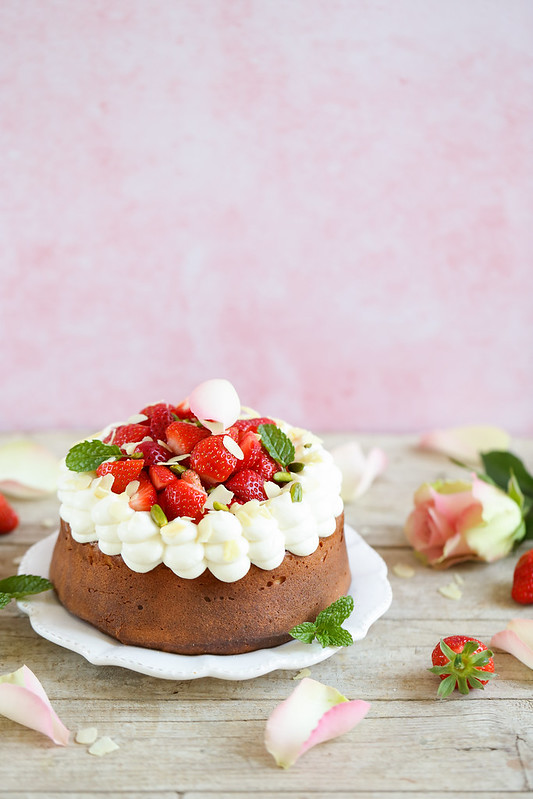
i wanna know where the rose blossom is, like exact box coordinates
[404,476,524,569]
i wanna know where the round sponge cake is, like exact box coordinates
[50,513,350,655]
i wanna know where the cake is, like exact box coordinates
[50,379,351,655]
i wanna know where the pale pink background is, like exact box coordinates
[1,1,532,434]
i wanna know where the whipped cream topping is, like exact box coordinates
[58,421,343,583]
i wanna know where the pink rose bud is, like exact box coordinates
[404,477,524,569]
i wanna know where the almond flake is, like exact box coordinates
[88,736,119,757]
[292,668,311,681]
[125,480,140,497]
[223,539,240,562]
[127,413,148,424]
[453,572,464,585]
[438,582,462,600]
[392,563,415,579]
[41,518,55,528]
[223,436,244,460]
[205,484,234,510]
[76,726,98,744]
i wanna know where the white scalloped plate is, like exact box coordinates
[17,524,392,681]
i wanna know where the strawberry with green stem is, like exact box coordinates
[429,636,496,698]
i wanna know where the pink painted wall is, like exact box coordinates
[1,1,532,434]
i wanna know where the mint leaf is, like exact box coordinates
[65,440,122,472]
[481,451,533,497]
[316,595,354,628]
[288,622,317,644]
[324,628,354,647]
[0,574,53,599]
[0,593,11,610]
[257,424,295,467]
[289,595,354,648]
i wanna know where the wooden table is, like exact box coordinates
[1,431,532,799]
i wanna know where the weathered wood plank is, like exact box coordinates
[0,701,529,793]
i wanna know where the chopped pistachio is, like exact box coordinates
[290,483,303,502]
[288,462,305,473]
[151,504,168,527]
[170,463,186,475]
[213,501,230,512]
[274,471,293,483]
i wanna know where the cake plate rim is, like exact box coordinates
[17,524,393,681]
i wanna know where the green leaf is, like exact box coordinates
[257,424,295,467]
[288,622,317,644]
[324,628,354,647]
[481,451,533,497]
[0,574,53,599]
[315,631,332,648]
[316,595,354,628]
[0,593,11,609]
[437,674,457,698]
[523,509,533,541]
[65,440,123,473]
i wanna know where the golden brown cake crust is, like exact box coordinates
[50,514,351,655]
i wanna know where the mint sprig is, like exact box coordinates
[0,574,53,609]
[65,440,123,473]
[257,424,295,467]
[289,595,354,648]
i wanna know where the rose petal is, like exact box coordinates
[264,677,370,769]
[491,619,533,669]
[0,665,70,745]
[0,440,60,498]
[331,442,387,502]
[188,379,241,435]
[419,426,510,465]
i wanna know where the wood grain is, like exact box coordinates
[1,431,532,798]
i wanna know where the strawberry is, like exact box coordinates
[0,494,18,534]
[239,431,262,470]
[133,440,171,467]
[96,459,145,494]
[234,417,276,434]
[172,399,196,420]
[225,469,267,503]
[162,480,207,522]
[429,636,496,698]
[189,434,239,485]
[103,423,149,448]
[254,451,280,481]
[181,469,204,490]
[166,421,210,456]
[511,549,533,604]
[150,404,176,442]
[149,465,179,492]
[129,472,157,511]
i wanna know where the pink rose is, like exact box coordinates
[404,477,524,569]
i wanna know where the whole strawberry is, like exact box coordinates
[429,636,496,698]
[0,494,18,534]
[511,549,533,604]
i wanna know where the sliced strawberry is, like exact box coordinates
[96,459,145,494]
[239,431,262,470]
[225,469,267,503]
[172,399,196,420]
[129,472,157,511]
[166,420,210,456]
[181,469,203,490]
[149,465,179,492]
[103,423,149,448]
[133,440,171,466]
[254,451,280,481]
[0,493,18,534]
[150,404,176,442]
[189,434,239,485]
[234,417,276,435]
[162,480,207,522]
